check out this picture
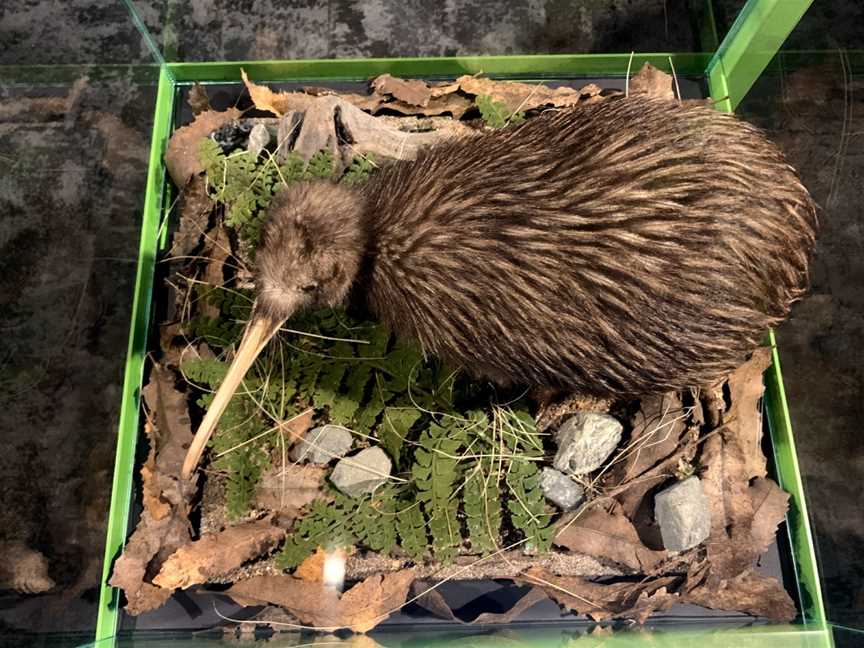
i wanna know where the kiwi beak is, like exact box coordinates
[181,312,286,480]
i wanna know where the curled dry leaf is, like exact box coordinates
[726,347,773,481]
[108,365,198,614]
[165,107,242,186]
[200,225,231,319]
[699,349,776,582]
[371,74,432,107]
[152,518,285,590]
[628,63,676,100]
[454,75,607,113]
[554,503,667,572]
[602,390,691,517]
[748,477,790,556]
[520,567,679,623]
[168,175,214,259]
[684,568,796,621]
[412,581,549,624]
[225,570,415,632]
[241,68,316,116]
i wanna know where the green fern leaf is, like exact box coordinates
[506,458,554,552]
[342,154,376,186]
[395,499,428,561]
[475,94,525,129]
[304,150,334,179]
[463,458,502,555]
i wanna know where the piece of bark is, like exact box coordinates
[554,503,668,572]
[168,176,213,259]
[520,567,679,623]
[152,518,285,590]
[412,582,549,624]
[628,63,675,100]
[225,570,415,632]
[371,74,432,107]
[684,569,796,621]
[165,107,242,186]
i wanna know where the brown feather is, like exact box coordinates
[256,96,817,396]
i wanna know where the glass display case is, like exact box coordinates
[1,1,861,646]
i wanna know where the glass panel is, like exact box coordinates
[128,0,711,63]
[0,1,162,642]
[733,7,864,634]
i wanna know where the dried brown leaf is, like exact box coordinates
[241,68,316,116]
[152,518,285,590]
[628,63,675,100]
[168,176,213,259]
[684,569,796,621]
[748,478,790,556]
[371,74,432,107]
[200,225,231,318]
[454,75,608,113]
[603,391,690,517]
[727,347,773,480]
[254,463,327,517]
[294,546,327,582]
[187,83,211,115]
[225,570,415,632]
[554,503,667,572]
[699,350,775,581]
[109,365,198,615]
[165,107,242,186]
[412,581,549,624]
[373,93,474,119]
[520,567,679,623]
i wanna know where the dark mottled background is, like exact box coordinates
[0,0,862,645]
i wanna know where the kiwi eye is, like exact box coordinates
[301,283,317,293]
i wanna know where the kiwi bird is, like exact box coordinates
[181,96,817,479]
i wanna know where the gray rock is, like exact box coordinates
[290,425,353,464]
[553,412,623,475]
[330,446,392,497]
[247,123,271,158]
[655,476,711,551]
[539,467,585,511]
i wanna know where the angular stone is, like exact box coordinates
[246,123,271,158]
[330,446,392,497]
[553,412,623,475]
[539,467,584,511]
[290,425,353,464]
[655,476,711,551]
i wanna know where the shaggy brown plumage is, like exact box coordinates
[255,96,817,396]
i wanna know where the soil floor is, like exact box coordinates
[1,1,862,645]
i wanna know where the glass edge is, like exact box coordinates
[94,65,176,646]
[705,0,815,110]
[165,53,713,83]
[764,330,829,630]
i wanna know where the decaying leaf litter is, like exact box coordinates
[108,65,797,632]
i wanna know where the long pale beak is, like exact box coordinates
[181,313,286,480]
